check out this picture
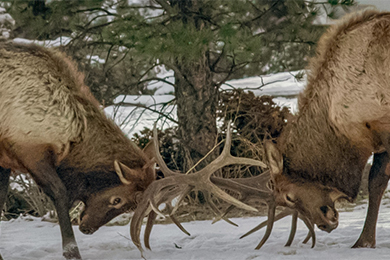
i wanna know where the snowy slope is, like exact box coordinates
[2,203,390,260]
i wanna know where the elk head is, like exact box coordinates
[264,140,350,233]
[79,160,155,234]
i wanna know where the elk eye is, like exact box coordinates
[112,198,121,205]
[286,194,295,203]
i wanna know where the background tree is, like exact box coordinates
[4,0,355,171]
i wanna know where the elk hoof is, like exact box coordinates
[63,243,82,259]
[352,239,376,249]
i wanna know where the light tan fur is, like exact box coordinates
[0,44,87,168]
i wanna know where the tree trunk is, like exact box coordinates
[174,56,218,172]
[170,0,219,172]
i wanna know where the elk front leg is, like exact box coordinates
[352,152,390,248]
[0,167,10,215]
[15,145,81,259]
[0,167,11,260]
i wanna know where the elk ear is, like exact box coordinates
[114,160,139,185]
[142,140,156,160]
[264,140,283,178]
[329,188,353,203]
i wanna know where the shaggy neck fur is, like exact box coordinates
[280,106,368,199]
[57,94,151,202]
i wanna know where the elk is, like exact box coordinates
[131,9,390,253]
[263,9,390,248]
[0,42,156,259]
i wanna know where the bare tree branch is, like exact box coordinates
[115,100,178,124]
[154,0,175,16]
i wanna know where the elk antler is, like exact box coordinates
[239,208,316,248]
[130,123,268,253]
[211,173,316,248]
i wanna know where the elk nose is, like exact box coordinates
[317,205,339,233]
[318,223,338,233]
[79,223,98,235]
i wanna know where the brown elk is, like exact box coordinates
[0,42,156,259]
[264,9,390,248]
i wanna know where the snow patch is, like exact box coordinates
[13,36,72,47]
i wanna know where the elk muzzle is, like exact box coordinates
[316,205,339,233]
[79,211,99,235]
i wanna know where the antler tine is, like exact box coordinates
[210,171,273,225]
[196,124,267,176]
[143,195,191,251]
[131,177,182,253]
[144,211,157,250]
[239,207,316,248]
[302,230,312,244]
[182,124,267,212]
[211,204,235,225]
[240,208,293,239]
[255,201,276,250]
[170,186,192,216]
[152,124,178,177]
[204,191,238,227]
[299,214,316,248]
[285,210,298,247]
[165,203,191,236]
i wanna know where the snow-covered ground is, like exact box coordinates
[2,202,390,260]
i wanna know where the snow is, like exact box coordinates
[2,203,390,259]
[0,13,14,27]
[106,95,176,135]
[12,37,72,47]
[146,65,175,95]
[86,55,106,65]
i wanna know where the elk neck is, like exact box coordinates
[56,98,150,203]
